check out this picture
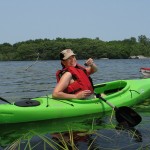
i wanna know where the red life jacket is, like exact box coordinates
[56,64,94,94]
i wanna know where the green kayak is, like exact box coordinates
[0,78,150,124]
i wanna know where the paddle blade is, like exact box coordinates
[115,106,142,127]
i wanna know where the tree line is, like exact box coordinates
[0,35,150,61]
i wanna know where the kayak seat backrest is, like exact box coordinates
[104,87,124,95]
[14,100,40,107]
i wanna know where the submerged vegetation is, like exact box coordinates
[0,35,150,61]
[3,126,150,150]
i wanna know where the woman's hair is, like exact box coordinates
[61,62,65,68]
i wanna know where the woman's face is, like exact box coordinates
[62,55,77,67]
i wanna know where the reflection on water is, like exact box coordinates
[0,114,106,149]
[1,113,149,150]
[0,59,150,149]
[1,113,150,150]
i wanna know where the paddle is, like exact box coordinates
[97,94,142,127]
[0,97,12,104]
[84,62,142,127]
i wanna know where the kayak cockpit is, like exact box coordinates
[94,80,129,96]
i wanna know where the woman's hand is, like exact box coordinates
[85,58,98,74]
[75,90,92,99]
[85,58,94,66]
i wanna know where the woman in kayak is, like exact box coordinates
[52,49,98,99]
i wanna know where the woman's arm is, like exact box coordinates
[52,72,76,99]
[52,72,92,99]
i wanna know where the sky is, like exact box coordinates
[0,0,150,44]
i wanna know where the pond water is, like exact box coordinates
[0,59,150,149]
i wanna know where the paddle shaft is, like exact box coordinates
[0,97,12,104]
[99,96,116,109]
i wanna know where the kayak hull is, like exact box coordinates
[0,78,150,124]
